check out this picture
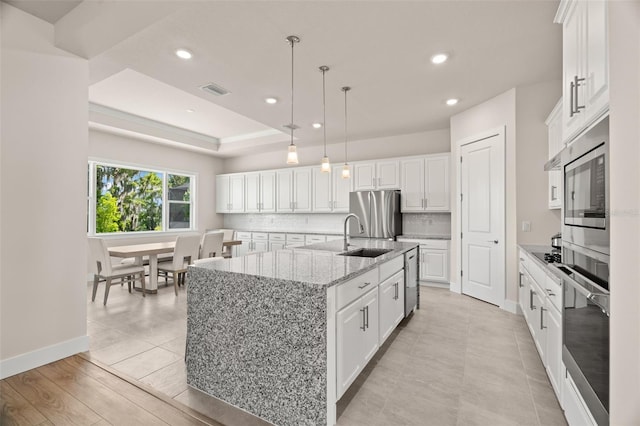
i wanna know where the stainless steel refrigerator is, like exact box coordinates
[349,190,402,238]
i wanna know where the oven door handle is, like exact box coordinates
[559,265,610,316]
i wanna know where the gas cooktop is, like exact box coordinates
[532,251,562,264]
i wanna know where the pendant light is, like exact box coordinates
[341,86,351,179]
[285,35,300,165]
[319,66,331,173]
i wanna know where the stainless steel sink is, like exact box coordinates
[338,248,392,258]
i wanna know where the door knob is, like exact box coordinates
[487,240,498,244]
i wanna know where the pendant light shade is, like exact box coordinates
[341,86,351,179]
[319,65,331,173]
[285,35,300,165]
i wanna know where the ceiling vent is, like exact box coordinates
[200,82,230,96]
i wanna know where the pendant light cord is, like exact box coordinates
[322,69,327,157]
[290,39,294,146]
[344,88,348,164]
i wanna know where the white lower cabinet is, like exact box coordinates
[564,371,598,426]
[545,301,563,399]
[336,287,379,399]
[378,270,405,344]
[420,248,448,283]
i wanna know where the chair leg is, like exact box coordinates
[174,272,178,296]
[103,277,112,305]
[92,275,99,302]
[127,276,132,293]
[140,271,146,298]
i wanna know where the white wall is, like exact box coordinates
[0,4,89,377]
[450,89,518,303]
[515,82,562,244]
[223,129,450,174]
[88,129,225,247]
[609,1,640,423]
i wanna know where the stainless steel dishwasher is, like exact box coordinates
[404,248,418,316]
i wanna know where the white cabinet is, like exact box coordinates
[420,248,449,283]
[545,299,563,400]
[400,154,450,212]
[216,174,245,213]
[244,172,260,213]
[332,165,352,213]
[276,168,312,213]
[564,371,598,426]
[260,171,276,213]
[557,0,609,143]
[378,270,405,345]
[546,100,563,210]
[353,160,400,191]
[312,167,333,212]
[336,287,379,399]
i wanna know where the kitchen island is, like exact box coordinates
[185,239,418,426]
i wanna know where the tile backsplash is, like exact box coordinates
[223,212,451,236]
[402,213,451,237]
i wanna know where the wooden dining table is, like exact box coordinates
[108,239,241,293]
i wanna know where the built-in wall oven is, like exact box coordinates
[560,115,610,426]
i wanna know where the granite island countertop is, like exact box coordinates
[191,238,418,288]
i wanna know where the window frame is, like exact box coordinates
[88,159,197,236]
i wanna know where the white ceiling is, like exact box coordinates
[7,0,562,157]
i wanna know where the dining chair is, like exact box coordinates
[88,237,146,305]
[208,228,235,258]
[157,233,201,295]
[200,231,224,259]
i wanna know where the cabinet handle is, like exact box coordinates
[365,305,369,329]
[546,288,556,297]
[574,75,585,115]
[360,308,366,331]
[540,307,547,330]
[519,272,524,288]
[358,282,371,289]
[551,186,557,201]
[530,289,536,310]
[569,80,575,116]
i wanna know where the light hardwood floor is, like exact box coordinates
[2,281,568,425]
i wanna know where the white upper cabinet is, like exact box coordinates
[260,171,276,213]
[245,172,260,213]
[276,168,312,213]
[216,174,245,213]
[557,0,608,143]
[312,167,333,212]
[332,165,352,212]
[400,154,450,212]
[353,160,400,191]
[546,100,563,210]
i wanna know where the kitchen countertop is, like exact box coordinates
[519,244,565,281]
[191,239,418,288]
[398,234,451,240]
[232,229,342,236]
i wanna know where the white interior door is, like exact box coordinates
[460,132,505,306]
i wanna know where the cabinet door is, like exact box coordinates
[276,170,293,212]
[378,271,405,344]
[312,167,332,212]
[376,160,400,189]
[518,268,528,314]
[336,298,365,398]
[293,168,312,212]
[332,165,352,212]
[400,158,424,212]
[215,175,229,213]
[546,305,563,401]
[353,163,376,191]
[562,0,585,142]
[260,171,276,213]
[584,0,608,120]
[245,172,260,213]
[547,104,563,209]
[228,174,245,213]
[252,240,268,254]
[424,155,450,211]
[420,248,448,283]
[269,241,285,252]
[360,289,379,364]
[234,240,250,257]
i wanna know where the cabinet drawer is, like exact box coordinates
[398,238,448,250]
[379,255,403,282]
[528,257,546,288]
[305,235,327,245]
[269,233,286,242]
[545,273,563,312]
[519,249,529,272]
[252,232,268,241]
[337,268,379,310]
[287,234,305,243]
[236,231,252,240]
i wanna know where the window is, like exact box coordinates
[88,161,195,234]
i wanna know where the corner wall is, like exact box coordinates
[1,4,89,377]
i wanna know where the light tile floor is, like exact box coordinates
[86,281,567,426]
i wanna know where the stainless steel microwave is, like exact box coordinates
[562,116,609,256]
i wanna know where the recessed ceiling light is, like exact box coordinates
[431,53,448,64]
[186,108,195,113]
[446,98,459,106]
[175,49,192,60]
[265,97,278,104]
[312,122,323,129]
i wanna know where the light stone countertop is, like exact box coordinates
[190,239,418,288]
[518,244,567,280]
[398,234,451,240]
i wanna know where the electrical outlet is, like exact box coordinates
[522,221,531,232]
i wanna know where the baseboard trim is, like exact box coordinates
[420,281,449,289]
[0,335,89,379]
[501,299,519,314]
[449,280,461,294]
